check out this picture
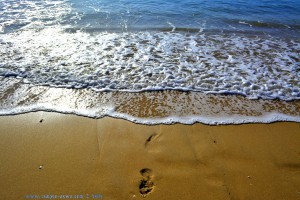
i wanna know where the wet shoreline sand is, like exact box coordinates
[1,77,300,124]
[0,112,300,200]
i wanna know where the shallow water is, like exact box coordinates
[0,0,299,123]
[1,77,299,124]
[1,0,300,33]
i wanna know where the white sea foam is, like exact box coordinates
[1,0,299,125]
[0,0,71,32]
[0,78,299,125]
[0,27,299,100]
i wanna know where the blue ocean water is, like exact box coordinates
[1,0,300,34]
[0,0,299,100]
[0,0,300,124]
[66,0,300,34]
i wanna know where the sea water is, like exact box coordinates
[0,0,299,124]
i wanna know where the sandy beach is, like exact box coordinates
[1,0,300,199]
[0,112,299,200]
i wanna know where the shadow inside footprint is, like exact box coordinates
[145,133,159,146]
[139,180,154,196]
[140,168,152,178]
[139,168,154,197]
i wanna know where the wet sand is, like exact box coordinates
[1,77,300,125]
[0,112,300,200]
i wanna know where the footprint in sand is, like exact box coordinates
[139,168,154,197]
[145,133,159,147]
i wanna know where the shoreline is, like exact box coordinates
[1,77,300,125]
[1,0,300,199]
[1,110,300,125]
[1,77,300,199]
[0,112,300,200]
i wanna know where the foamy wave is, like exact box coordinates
[0,78,299,125]
[0,28,299,100]
[0,0,71,32]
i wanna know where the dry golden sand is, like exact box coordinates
[0,112,300,200]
